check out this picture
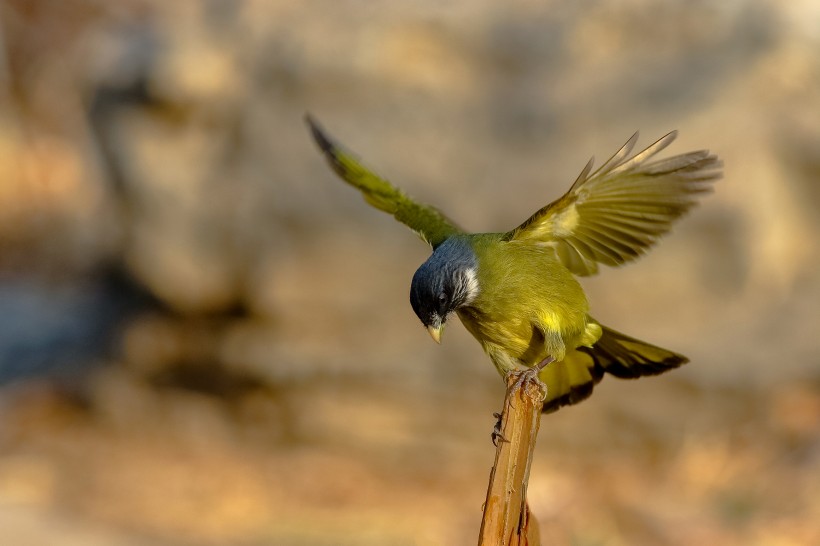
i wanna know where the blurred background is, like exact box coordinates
[0,0,818,544]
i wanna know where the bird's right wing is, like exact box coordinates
[306,116,463,249]
[504,131,722,276]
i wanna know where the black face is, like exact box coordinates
[410,269,455,328]
[409,238,478,328]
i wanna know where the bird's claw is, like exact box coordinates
[491,412,508,446]
[508,368,548,403]
[507,356,554,404]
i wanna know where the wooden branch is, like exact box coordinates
[478,371,545,546]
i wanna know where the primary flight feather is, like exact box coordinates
[306,115,721,412]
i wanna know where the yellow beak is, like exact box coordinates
[427,324,442,344]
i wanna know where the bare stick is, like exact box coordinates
[478,371,545,546]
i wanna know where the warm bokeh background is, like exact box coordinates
[0,1,818,544]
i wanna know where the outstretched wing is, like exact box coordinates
[306,115,462,249]
[504,131,722,276]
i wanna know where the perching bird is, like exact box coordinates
[306,116,721,413]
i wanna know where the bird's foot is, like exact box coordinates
[506,356,554,404]
[508,368,547,403]
[491,412,508,446]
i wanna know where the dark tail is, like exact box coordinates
[541,325,688,413]
[579,325,688,379]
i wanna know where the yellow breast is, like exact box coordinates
[456,239,597,373]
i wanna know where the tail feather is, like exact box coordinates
[540,325,687,413]
[578,325,688,378]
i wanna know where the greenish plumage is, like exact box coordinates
[307,115,722,413]
[308,120,459,248]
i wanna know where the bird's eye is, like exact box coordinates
[438,293,447,303]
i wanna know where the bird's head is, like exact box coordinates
[409,238,480,344]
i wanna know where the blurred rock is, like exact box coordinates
[0,1,817,544]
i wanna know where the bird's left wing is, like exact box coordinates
[504,131,722,275]
[307,116,463,249]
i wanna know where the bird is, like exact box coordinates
[306,115,721,413]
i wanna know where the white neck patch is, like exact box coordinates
[459,267,480,307]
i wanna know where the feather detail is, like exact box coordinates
[306,115,462,248]
[504,131,722,276]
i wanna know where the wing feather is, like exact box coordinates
[306,115,462,248]
[505,131,722,275]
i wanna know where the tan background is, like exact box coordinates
[0,1,818,544]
